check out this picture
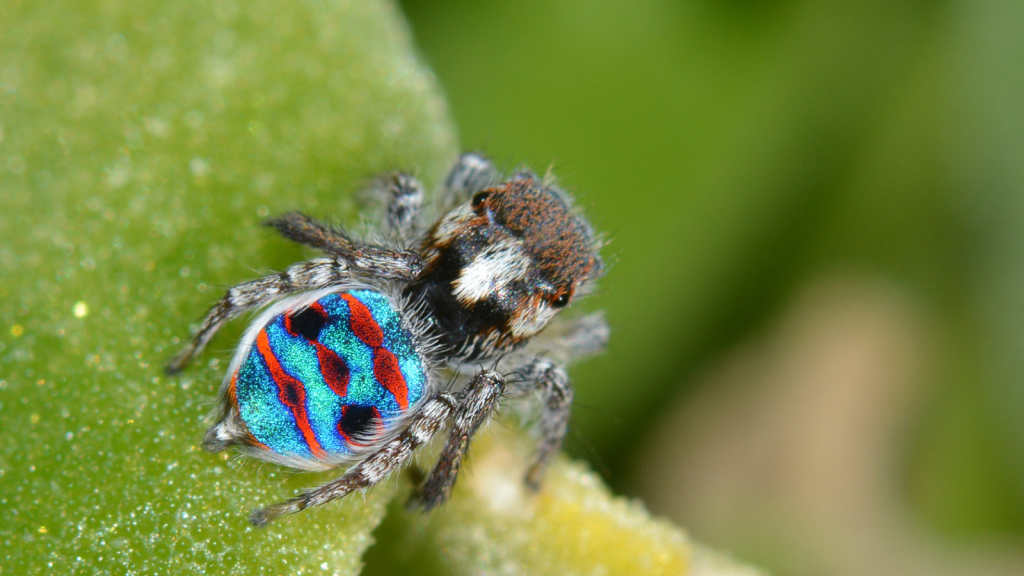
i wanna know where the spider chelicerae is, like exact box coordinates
[166,152,607,525]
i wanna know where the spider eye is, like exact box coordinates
[551,292,571,308]
[471,191,490,208]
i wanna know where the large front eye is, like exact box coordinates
[551,291,571,309]
[471,191,490,208]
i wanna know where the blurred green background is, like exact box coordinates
[396,0,1024,574]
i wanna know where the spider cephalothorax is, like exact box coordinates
[408,174,603,358]
[166,153,608,525]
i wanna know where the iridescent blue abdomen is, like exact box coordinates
[229,290,426,458]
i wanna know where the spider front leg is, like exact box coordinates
[511,358,574,489]
[250,392,458,526]
[443,152,500,204]
[502,312,608,487]
[382,173,424,239]
[165,257,349,374]
[417,369,506,510]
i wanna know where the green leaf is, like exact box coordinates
[0,0,456,573]
[0,0,763,574]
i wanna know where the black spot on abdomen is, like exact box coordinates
[282,381,303,407]
[287,305,328,342]
[339,405,379,440]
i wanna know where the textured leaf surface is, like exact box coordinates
[365,426,762,576]
[0,0,766,574]
[0,0,457,573]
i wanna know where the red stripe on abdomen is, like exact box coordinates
[316,342,350,398]
[373,348,409,411]
[341,293,384,347]
[256,330,325,458]
[340,293,410,412]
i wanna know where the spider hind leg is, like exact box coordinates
[250,392,457,526]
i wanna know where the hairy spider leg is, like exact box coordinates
[517,359,573,489]
[265,212,424,281]
[417,369,506,510]
[443,152,501,205]
[250,392,458,526]
[500,312,609,488]
[382,173,425,238]
[166,258,350,374]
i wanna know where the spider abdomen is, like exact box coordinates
[222,290,427,460]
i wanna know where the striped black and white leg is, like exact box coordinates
[361,172,425,240]
[443,152,500,205]
[250,393,458,526]
[509,358,574,490]
[384,173,424,239]
[417,369,506,510]
[165,257,350,374]
[265,212,425,281]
